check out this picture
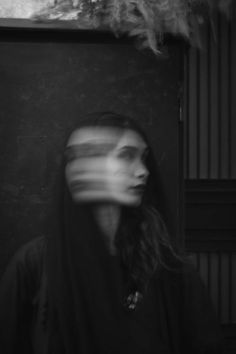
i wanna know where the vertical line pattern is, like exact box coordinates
[228,20,232,179]
[211,11,219,179]
[199,24,208,178]
[184,13,235,179]
[217,13,222,179]
[196,49,200,179]
[228,252,232,323]
[207,251,211,291]
[188,47,198,178]
[207,22,211,179]
[218,252,222,321]
[184,50,190,179]
[192,252,236,324]
[231,16,236,177]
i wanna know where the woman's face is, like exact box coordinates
[65,126,149,206]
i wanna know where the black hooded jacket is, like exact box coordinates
[0,235,223,354]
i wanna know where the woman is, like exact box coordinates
[0,112,222,354]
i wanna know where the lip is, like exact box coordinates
[129,184,146,194]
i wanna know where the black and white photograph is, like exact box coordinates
[0,1,235,353]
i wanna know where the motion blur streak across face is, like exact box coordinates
[65,127,149,206]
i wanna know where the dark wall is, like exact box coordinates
[183,11,236,352]
[0,30,183,274]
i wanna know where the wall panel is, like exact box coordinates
[184,14,236,179]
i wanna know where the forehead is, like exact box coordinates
[115,130,147,151]
[66,127,120,147]
[67,127,147,150]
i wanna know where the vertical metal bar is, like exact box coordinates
[228,20,232,179]
[220,14,230,179]
[231,13,236,178]
[184,49,190,179]
[188,47,198,179]
[207,21,211,179]
[207,251,211,292]
[217,13,222,179]
[228,252,232,323]
[218,251,222,321]
[232,253,236,323]
[196,49,200,179]
[210,252,218,313]
[199,23,208,179]
[210,11,219,179]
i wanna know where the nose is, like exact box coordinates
[134,161,149,181]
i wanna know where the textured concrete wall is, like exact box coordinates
[0,32,183,274]
[0,0,53,18]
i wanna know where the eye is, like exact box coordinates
[117,149,136,161]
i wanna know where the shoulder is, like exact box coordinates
[0,237,48,316]
[9,236,46,269]
[176,261,209,294]
[0,236,47,288]
[13,236,47,262]
[158,255,202,280]
[156,260,211,304]
[157,262,223,353]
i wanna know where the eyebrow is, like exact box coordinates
[65,142,116,159]
[119,146,149,154]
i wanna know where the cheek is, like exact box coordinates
[107,158,132,176]
[66,158,108,178]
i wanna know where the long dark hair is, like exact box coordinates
[46,111,184,353]
[74,112,183,292]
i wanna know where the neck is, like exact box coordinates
[93,204,121,255]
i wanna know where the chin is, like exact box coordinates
[124,200,142,207]
[70,191,142,207]
[114,195,142,207]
